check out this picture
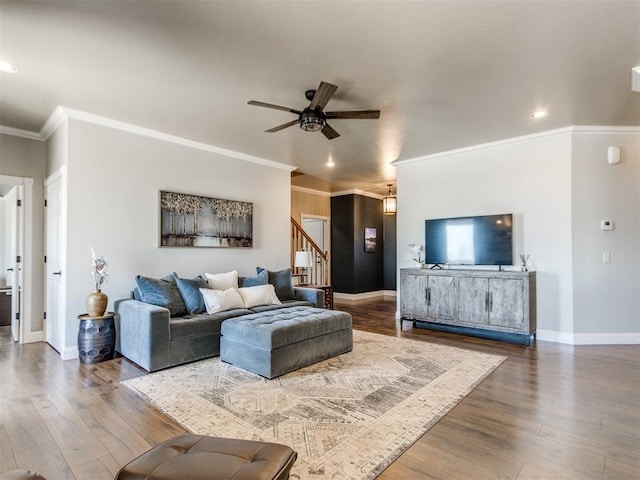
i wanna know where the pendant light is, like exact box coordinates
[383,184,397,215]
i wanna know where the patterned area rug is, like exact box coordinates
[123,330,505,480]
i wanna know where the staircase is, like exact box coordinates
[291,217,329,286]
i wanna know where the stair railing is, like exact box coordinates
[291,217,329,286]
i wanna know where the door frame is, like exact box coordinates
[0,174,34,343]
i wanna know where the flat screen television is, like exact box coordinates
[425,214,513,266]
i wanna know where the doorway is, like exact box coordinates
[0,176,27,343]
[301,215,330,284]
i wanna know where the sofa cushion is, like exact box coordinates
[135,272,187,317]
[169,309,252,341]
[237,284,281,308]
[200,287,245,314]
[249,300,313,313]
[205,270,238,290]
[256,267,295,301]
[175,275,208,314]
[238,269,268,287]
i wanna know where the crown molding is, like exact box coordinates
[39,106,296,172]
[290,186,332,197]
[393,125,640,167]
[0,125,43,141]
[331,189,384,200]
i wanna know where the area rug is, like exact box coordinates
[122,330,506,480]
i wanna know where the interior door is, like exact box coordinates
[302,217,327,252]
[45,173,65,353]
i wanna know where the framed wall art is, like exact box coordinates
[159,190,253,247]
[364,227,377,253]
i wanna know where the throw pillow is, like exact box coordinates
[205,270,239,290]
[238,269,268,288]
[199,288,245,314]
[256,267,295,301]
[175,275,208,314]
[135,272,187,317]
[237,284,281,308]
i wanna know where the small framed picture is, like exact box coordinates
[364,227,377,253]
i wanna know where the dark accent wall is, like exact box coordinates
[383,214,397,290]
[331,194,391,294]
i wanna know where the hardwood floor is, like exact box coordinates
[1,299,638,479]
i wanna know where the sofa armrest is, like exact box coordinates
[293,287,324,308]
[114,299,171,371]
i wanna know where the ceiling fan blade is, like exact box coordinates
[321,123,340,140]
[309,81,338,110]
[325,110,380,119]
[265,119,299,133]
[248,100,301,115]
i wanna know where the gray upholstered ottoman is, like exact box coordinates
[220,306,353,378]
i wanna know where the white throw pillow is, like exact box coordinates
[204,270,238,290]
[199,287,245,314]
[237,284,282,308]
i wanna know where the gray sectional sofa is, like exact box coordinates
[115,285,323,372]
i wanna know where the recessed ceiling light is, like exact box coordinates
[530,110,548,119]
[326,158,335,168]
[0,61,18,73]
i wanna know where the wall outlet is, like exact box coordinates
[403,253,413,260]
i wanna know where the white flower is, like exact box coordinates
[408,244,424,264]
[90,248,109,291]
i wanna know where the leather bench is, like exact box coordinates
[220,306,353,378]
[115,435,297,480]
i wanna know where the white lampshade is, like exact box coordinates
[294,251,313,268]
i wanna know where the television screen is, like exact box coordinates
[425,214,513,266]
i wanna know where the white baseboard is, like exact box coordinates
[61,345,79,361]
[537,329,640,345]
[21,330,44,344]
[334,290,396,303]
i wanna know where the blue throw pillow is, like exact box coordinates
[175,275,208,314]
[135,272,187,317]
[238,269,268,288]
[256,267,295,301]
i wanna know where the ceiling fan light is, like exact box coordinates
[299,109,326,132]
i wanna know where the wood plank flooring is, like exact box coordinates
[0,299,638,479]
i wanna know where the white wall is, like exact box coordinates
[51,117,292,356]
[396,128,640,343]
[571,130,640,338]
[0,132,47,335]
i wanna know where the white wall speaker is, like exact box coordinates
[607,146,621,165]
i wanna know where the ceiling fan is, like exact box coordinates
[247,81,380,140]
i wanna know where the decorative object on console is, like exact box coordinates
[408,243,425,267]
[519,254,530,272]
[294,251,313,285]
[160,191,252,248]
[383,184,397,215]
[86,248,108,317]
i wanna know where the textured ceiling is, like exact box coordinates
[1,1,639,195]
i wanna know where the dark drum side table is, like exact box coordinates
[77,312,116,364]
[308,285,334,310]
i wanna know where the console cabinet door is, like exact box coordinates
[488,278,525,330]
[456,277,490,325]
[400,273,428,318]
[427,275,457,321]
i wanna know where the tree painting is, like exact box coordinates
[160,191,252,247]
